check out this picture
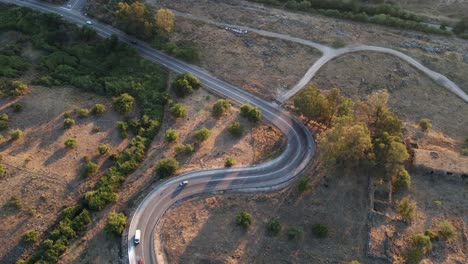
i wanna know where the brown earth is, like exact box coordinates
[157,167,372,264]
[0,84,129,263]
[59,77,285,264]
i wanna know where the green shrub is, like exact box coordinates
[78,108,90,118]
[393,168,411,191]
[438,221,457,239]
[212,99,231,118]
[64,118,75,129]
[350,261,361,264]
[193,127,211,141]
[92,104,106,114]
[461,148,468,156]
[434,200,442,208]
[0,120,8,131]
[172,73,201,97]
[155,158,179,178]
[117,121,129,138]
[64,138,77,149]
[12,103,23,113]
[331,37,346,48]
[98,144,110,155]
[0,164,7,177]
[7,196,22,210]
[9,129,23,140]
[312,224,328,238]
[22,229,40,244]
[404,248,423,264]
[236,211,252,229]
[228,121,244,137]
[113,93,134,114]
[240,104,261,122]
[63,112,71,118]
[419,118,432,131]
[395,197,416,223]
[9,80,28,96]
[411,233,432,253]
[424,230,439,241]
[169,103,186,118]
[0,113,8,121]
[266,218,282,235]
[104,212,127,237]
[82,161,98,177]
[287,226,304,240]
[164,128,178,143]
[175,143,194,155]
[224,157,236,167]
[298,177,311,193]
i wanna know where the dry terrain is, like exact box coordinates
[392,0,468,22]
[0,84,129,263]
[158,167,371,264]
[60,79,285,264]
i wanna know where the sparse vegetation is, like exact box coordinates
[227,121,244,137]
[312,224,329,238]
[9,129,23,141]
[212,99,231,118]
[236,211,253,229]
[266,218,282,235]
[12,103,22,112]
[175,143,195,155]
[82,161,98,178]
[193,127,211,142]
[78,108,90,118]
[287,226,304,241]
[419,118,432,131]
[155,158,179,178]
[8,80,29,96]
[224,157,236,167]
[104,212,127,237]
[438,221,457,240]
[393,168,411,191]
[395,197,416,223]
[64,138,77,149]
[164,128,178,143]
[98,144,110,155]
[0,164,7,177]
[169,103,187,118]
[6,196,22,210]
[0,120,8,131]
[117,121,129,139]
[63,118,75,129]
[0,113,8,121]
[113,93,135,114]
[92,104,106,114]
[298,177,311,193]
[22,230,40,244]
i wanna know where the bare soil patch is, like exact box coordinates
[0,85,128,263]
[157,168,371,263]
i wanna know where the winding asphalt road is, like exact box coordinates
[3,1,467,264]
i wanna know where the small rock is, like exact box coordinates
[430,151,440,159]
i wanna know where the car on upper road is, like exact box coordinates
[66,4,72,8]
[130,40,138,45]
[134,229,141,245]
[179,180,188,187]
[85,20,92,25]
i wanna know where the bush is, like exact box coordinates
[0,164,6,177]
[113,93,134,114]
[393,168,411,191]
[212,99,231,118]
[298,177,311,193]
[169,103,186,118]
[82,161,98,177]
[117,121,129,138]
[461,148,468,156]
[9,129,23,140]
[78,108,90,118]
[419,118,432,131]
[287,226,304,241]
[395,197,416,223]
[350,261,361,264]
[92,104,106,114]
[193,127,211,142]
[164,128,178,143]
[411,233,432,253]
[98,144,110,155]
[0,113,8,121]
[155,158,179,178]
[9,80,28,96]
[236,211,252,229]
[424,230,439,241]
[0,120,8,131]
[175,143,194,155]
[64,138,77,149]
[438,221,456,239]
[312,224,328,238]
[404,248,423,264]
[7,196,22,210]
[104,212,127,236]
[171,73,201,97]
[64,118,75,129]
[240,103,262,122]
[266,218,282,235]
[224,157,236,167]
[227,121,244,137]
[22,229,40,244]
[12,103,22,113]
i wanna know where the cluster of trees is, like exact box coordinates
[0,44,30,78]
[104,212,127,237]
[171,73,201,97]
[295,86,409,181]
[240,103,262,122]
[250,0,451,35]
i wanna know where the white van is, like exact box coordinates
[134,230,141,244]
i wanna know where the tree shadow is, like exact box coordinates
[43,148,68,166]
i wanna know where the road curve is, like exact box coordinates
[0,1,315,264]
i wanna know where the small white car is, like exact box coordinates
[134,230,141,244]
[66,4,72,8]
[179,180,188,187]
[85,20,93,25]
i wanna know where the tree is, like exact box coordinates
[411,233,432,253]
[438,221,456,240]
[104,212,127,236]
[172,74,201,97]
[92,104,106,114]
[155,158,179,178]
[312,224,329,238]
[287,226,304,241]
[164,128,178,143]
[212,99,231,118]
[0,113,8,121]
[0,120,8,131]
[393,168,411,191]
[267,218,282,235]
[82,161,98,177]
[156,9,175,33]
[64,118,75,129]
[419,118,432,131]
[395,197,416,223]
[113,93,134,114]
[240,104,262,122]
[228,121,244,137]
[78,108,89,118]
[224,157,236,167]
[115,1,157,39]
[64,138,77,149]
[175,144,195,155]
[22,229,40,244]
[98,144,110,155]
[9,129,23,141]
[169,103,186,118]
[193,127,211,141]
[236,211,252,229]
